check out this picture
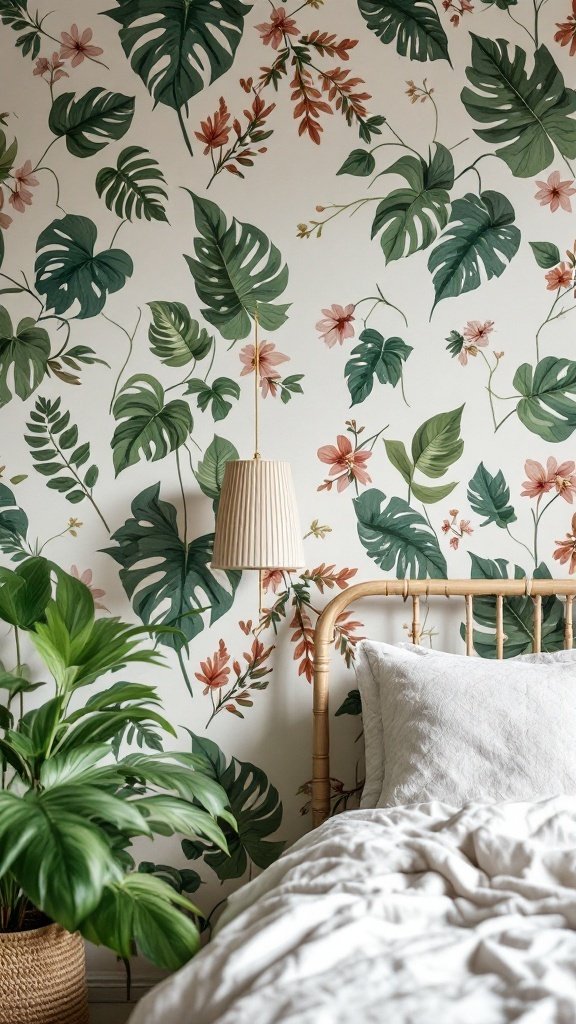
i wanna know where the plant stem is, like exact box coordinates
[48,425,110,532]
[177,648,194,699]
[177,106,195,159]
[506,525,535,564]
[109,219,128,248]
[104,309,142,412]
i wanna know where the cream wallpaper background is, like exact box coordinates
[2,0,576,982]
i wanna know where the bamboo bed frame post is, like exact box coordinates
[311,578,576,829]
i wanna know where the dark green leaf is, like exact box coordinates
[461,37,576,177]
[357,0,450,63]
[372,144,453,262]
[184,192,290,341]
[96,146,168,221]
[514,357,576,442]
[530,241,562,269]
[354,488,447,578]
[148,301,213,366]
[335,689,362,716]
[0,482,29,562]
[49,88,134,158]
[186,377,240,421]
[195,436,238,502]
[467,462,517,528]
[0,306,50,407]
[337,148,376,176]
[345,330,412,405]
[111,374,192,475]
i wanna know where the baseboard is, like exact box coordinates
[88,970,166,1004]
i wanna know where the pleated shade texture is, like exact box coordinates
[212,460,305,570]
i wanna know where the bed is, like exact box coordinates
[129,578,576,1024]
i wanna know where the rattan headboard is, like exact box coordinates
[311,578,576,827]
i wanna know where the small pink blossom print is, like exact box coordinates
[317,434,372,492]
[554,514,576,573]
[534,171,576,213]
[545,263,574,290]
[70,565,108,611]
[463,320,493,346]
[555,1,576,56]
[521,458,576,501]
[262,569,285,593]
[194,639,231,693]
[442,0,473,27]
[34,52,69,83]
[0,190,12,230]
[316,304,355,348]
[239,341,289,398]
[60,25,103,67]
[446,320,493,365]
[255,7,300,49]
[33,57,50,77]
[441,509,473,550]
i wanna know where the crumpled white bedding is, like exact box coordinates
[128,797,576,1024]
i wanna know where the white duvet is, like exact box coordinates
[128,797,576,1023]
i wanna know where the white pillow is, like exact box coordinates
[355,641,576,808]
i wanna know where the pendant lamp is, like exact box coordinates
[212,308,305,576]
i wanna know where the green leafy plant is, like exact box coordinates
[461,37,576,178]
[111,374,193,475]
[0,557,235,970]
[345,330,412,406]
[49,89,135,159]
[148,301,213,366]
[96,146,168,222]
[467,463,516,529]
[357,0,450,64]
[0,306,50,407]
[186,377,240,422]
[384,406,464,504]
[513,357,576,442]
[195,436,239,506]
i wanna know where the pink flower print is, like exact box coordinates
[255,8,299,49]
[60,25,103,67]
[316,304,355,348]
[70,565,108,611]
[317,434,372,492]
[534,171,576,213]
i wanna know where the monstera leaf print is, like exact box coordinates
[357,0,449,63]
[103,1,251,113]
[48,89,135,158]
[461,37,576,178]
[96,147,168,222]
[354,488,447,579]
[371,144,454,262]
[103,484,240,651]
[467,463,517,529]
[513,358,576,442]
[111,375,193,475]
[462,556,564,658]
[0,483,29,562]
[184,193,290,341]
[148,302,213,366]
[345,330,412,405]
[428,192,520,313]
[35,215,133,319]
[184,733,285,880]
[0,306,50,407]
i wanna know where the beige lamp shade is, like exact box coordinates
[212,459,305,570]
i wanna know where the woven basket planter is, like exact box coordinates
[0,924,89,1024]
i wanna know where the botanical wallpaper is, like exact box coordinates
[2,0,576,978]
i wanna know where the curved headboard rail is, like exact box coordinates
[312,577,576,828]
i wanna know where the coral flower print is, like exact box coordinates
[463,320,493,346]
[194,97,231,154]
[194,639,231,694]
[239,342,289,397]
[534,171,576,213]
[316,304,355,348]
[554,514,576,574]
[441,509,473,550]
[545,263,574,291]
[262,569,285,593]
[446,320,493,365]
[34,52,68,83]
[317,434,372,492]
[555,1,576,56]
[255,7,300,49]
[60,25,103,67]
[521,458,576,501]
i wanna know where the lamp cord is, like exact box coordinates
[254,306,260,460]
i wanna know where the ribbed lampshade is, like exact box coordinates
[212,459,305,570]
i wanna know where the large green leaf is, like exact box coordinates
[111,374,192,475]
[530,241,561,270]
[96,146,168,222]
[467,463,516,528]
[184,192,290,341]
[345,330,412,406]
[354,488,447,578]
[4,793,120,930]
[462,555,564,658]
[0,483,29,562]
[184,733,284,880]
[514,357,576,442]
[428,191,520,312]
[372,144,453,262]
[148,301,213,366]
[357,0,450,63]
[195,436,238,504]
[35,215,133,319]
[0,306,50,407]
[103,0,251,112]
[81,872,200,970]
[0,557,51,629]
[411,405,464,478]
[49,89,134,159]
[186,377,240,422]
[103,484,240,651]
[0,129,17,185]
[461,37,576,178]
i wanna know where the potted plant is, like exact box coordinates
[0,556,235,1024]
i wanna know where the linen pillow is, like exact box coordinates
[355,641,576,808]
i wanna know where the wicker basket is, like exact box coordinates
[0,924,89,1024]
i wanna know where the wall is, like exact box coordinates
[2,0,576,984]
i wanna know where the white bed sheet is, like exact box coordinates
[128,797,576,1023]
